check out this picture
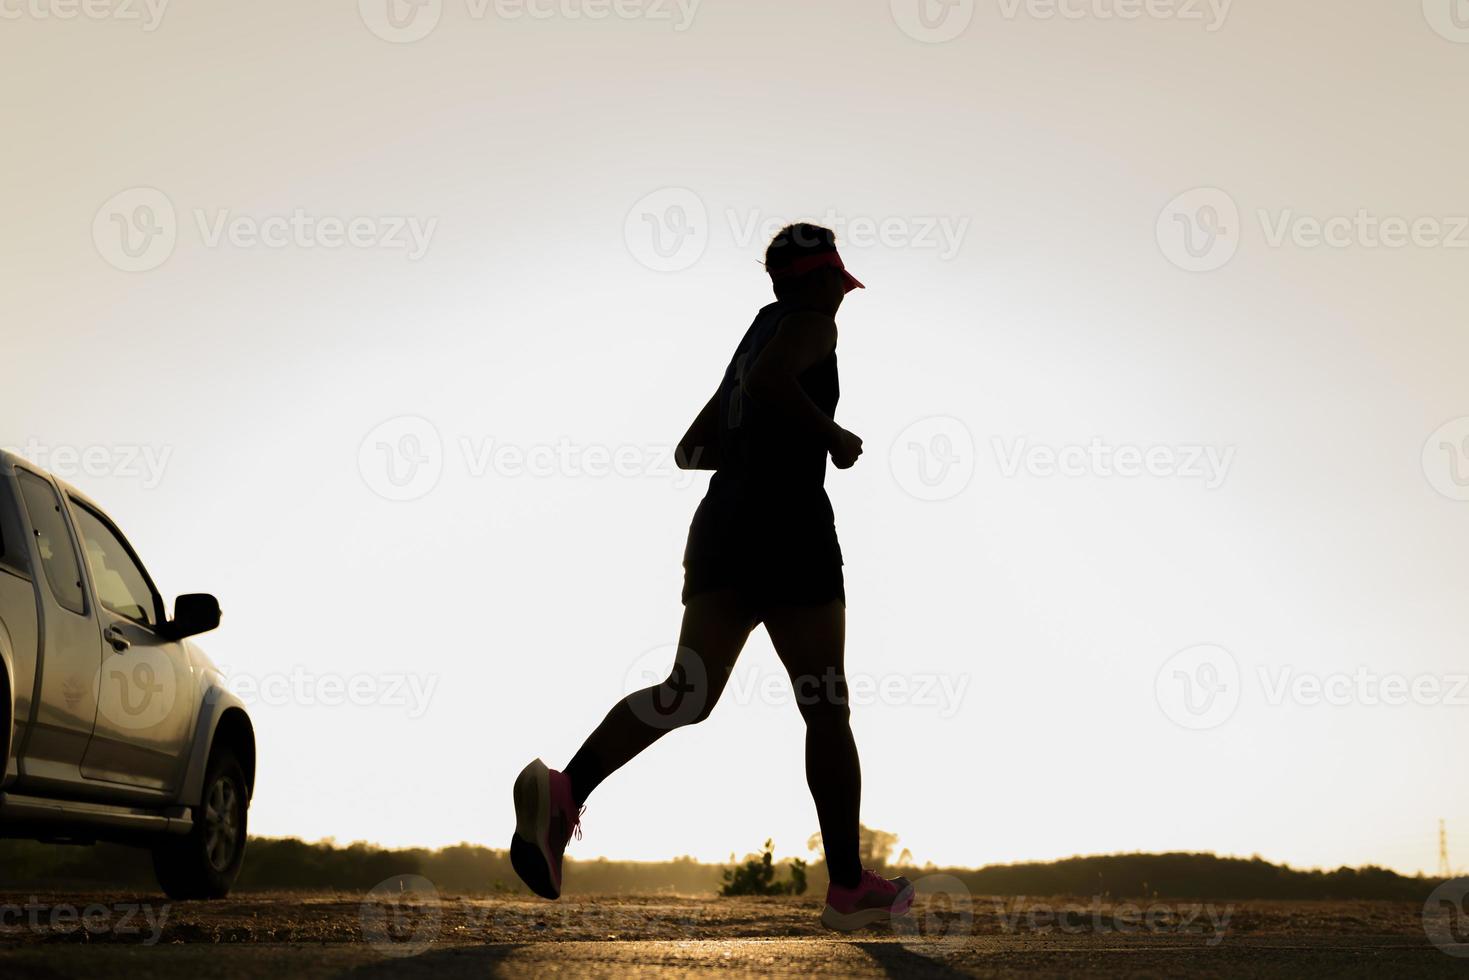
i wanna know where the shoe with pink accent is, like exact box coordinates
[510,758,582,899]
[820,869,916,931]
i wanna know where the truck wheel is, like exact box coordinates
[152,748,248,900]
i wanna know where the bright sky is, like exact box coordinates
[3,2,1468,877]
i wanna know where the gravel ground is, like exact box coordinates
[0,891,1463,978]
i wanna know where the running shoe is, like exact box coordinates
[510,758,582,899]
[820,869,915,931]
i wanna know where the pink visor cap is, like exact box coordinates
[767,250,865,293]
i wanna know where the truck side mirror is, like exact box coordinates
[168,593,222,640]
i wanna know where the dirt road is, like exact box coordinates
[1,891,1463,977]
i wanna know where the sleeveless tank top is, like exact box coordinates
[693,301,840,536]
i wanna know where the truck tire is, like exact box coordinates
[152,747,249,900]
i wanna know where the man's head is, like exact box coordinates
[764,223,864,314]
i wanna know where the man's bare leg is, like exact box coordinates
[763,599,863,889]
[562,589,759,805]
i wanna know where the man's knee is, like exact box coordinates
[629,663,725,730]
[792,669,851,728]
[672,673,725,726]
[799,698,851,729]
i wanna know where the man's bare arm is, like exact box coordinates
[745,313,842,445]
[745,312,864,468]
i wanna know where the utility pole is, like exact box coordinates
[1440,819,1452,879]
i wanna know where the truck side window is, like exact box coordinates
[16,472,87,616]
[0,476,30,575]
[71,503,161,629]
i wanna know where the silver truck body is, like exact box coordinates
[0,450,254,895]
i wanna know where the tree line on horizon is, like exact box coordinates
[0,833,1447,902]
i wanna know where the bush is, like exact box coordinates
[720,839,807,896]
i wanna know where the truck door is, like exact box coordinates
[0,471,42,781]
[69,499,198,793]
[13,470,102,787]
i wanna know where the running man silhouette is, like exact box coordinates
[511,223,914,931]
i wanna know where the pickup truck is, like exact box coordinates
[0,450,254,899]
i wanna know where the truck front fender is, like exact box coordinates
[0,621,13,778]
[178,680,256,809]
